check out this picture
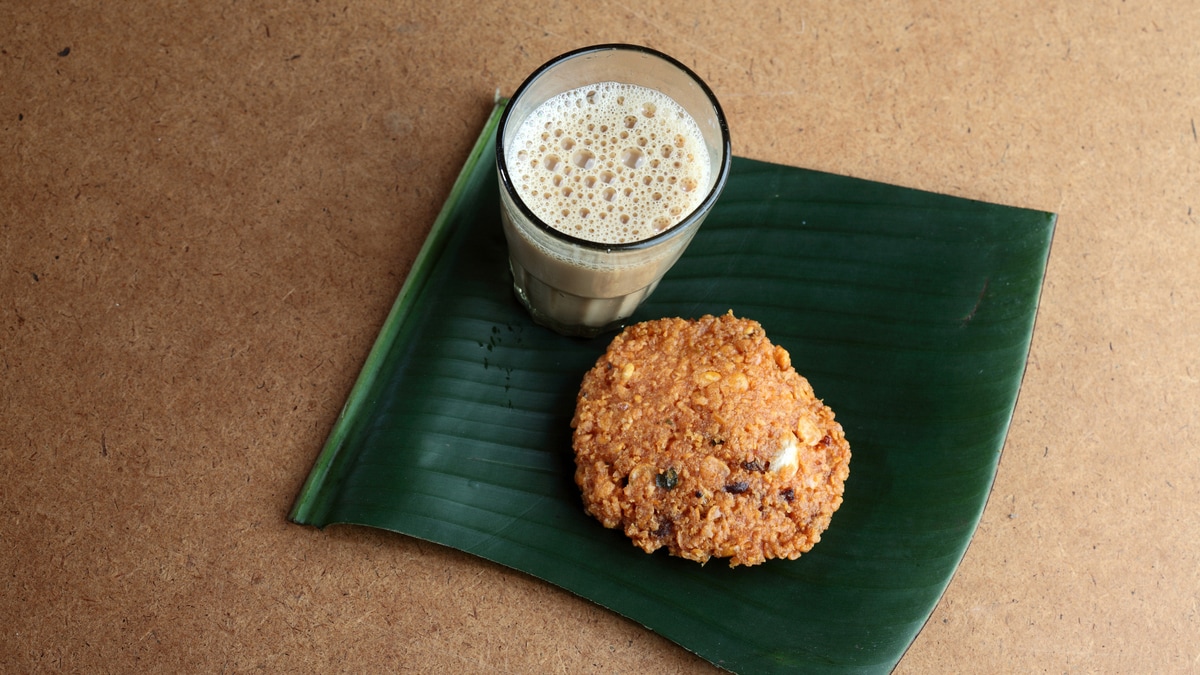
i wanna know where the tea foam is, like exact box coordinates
[507,82,710,245]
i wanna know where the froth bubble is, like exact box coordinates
[623,115,637,129]
[620,148,645,169]
[641,102,656,118]
[543,155,560,171]
[572,149,596,170]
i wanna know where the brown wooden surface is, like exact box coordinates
[4,1,1198,672]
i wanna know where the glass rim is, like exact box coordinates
[496,43,732,253]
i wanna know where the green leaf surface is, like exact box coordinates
[290,101,1055,674]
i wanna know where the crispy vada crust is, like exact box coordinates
[571,312,850,567]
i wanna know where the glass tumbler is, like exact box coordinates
[496,44,731,337]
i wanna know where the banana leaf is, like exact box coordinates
[289,101,1055,674]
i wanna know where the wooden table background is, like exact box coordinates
[4,1,1197,671]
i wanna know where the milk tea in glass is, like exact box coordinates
[497,44,731,337]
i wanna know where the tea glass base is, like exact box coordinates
[509,262,656,338]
